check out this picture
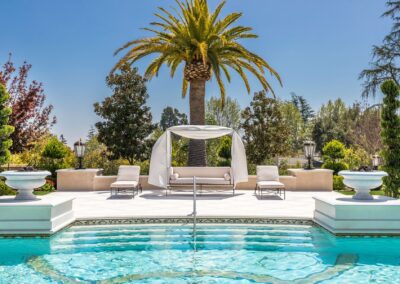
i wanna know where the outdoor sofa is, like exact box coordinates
[167,166,234,195]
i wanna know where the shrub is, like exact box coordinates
[322,160,349,175]
[380,80,400,197]
[343,147,370,170]
[322,140,346,161]
[39,136,74,177]
[0,179,15,195]
[333,175,346,191]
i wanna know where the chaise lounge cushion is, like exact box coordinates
[170,177,231,185]
[257,181,285,189]
[111,181,138,188]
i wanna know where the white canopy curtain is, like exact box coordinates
[148,125,248,188]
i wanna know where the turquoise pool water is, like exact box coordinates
[0,224,400,283]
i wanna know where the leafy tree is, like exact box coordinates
[312,99,356,152]
[291,93,314,123]
[59,134,67,144]
[206,96,241,130]
[241,91,290,165]
[113,0,281,166]
[0,84,14,165]
[217,136,231,166]
[321,140,349,175]
[360,1,400,97]
[348,105,382,154]
[87,126,96,140]
[83,135,129,175]
[0,55,56,152]
[380,80,400,197]
[279,101,305,153]
[94,64,157,164]
[160,106,188,130]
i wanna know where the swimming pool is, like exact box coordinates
[1,223,400,283]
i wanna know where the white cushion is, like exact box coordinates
[111,181,138,188]
[169,167,174,176]
[172,167,230,178]
[170,173,179,180]
[170,177,231,185]
[256,166,279,182]
[116,166,140,182]
[257,181,285,189]
[224,173,231,181]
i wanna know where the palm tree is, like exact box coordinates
[113,0,281,166]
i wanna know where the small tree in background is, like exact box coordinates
[94,64,157,164]
[159,106,188,130]
[206,97,241,130]
[321,140,349,174]
[241,91,290,165]
[380,80,400,197]
[0,84,14,165]
[40,136,69,177]
[291,93,314,124]
[0,56,56,152]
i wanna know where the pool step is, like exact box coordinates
[50,225,317,253]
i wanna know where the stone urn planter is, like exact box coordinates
[339,170,388,200]
[0,170,51,200]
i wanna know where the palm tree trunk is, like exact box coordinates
[188,79,206,166]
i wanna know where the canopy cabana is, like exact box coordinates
[148,125,248,188]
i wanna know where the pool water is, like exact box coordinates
[1,224,400,283]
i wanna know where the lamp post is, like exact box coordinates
[74,139,86,170]
[304,140,315,170]
[372,154,380,171]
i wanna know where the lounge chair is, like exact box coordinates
[110,166,142,197]
[255,165,285,199]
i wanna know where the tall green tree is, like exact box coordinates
[0,84,14,165]
[380,80,400,197]
[241,91,290,165]
[206,96,241,130]
[312,99,357,152]
[113,0,281,166]
[94,64,157,164]
[291,93,314,123]
[360,1,400,97]
[160,106,188,131]
[279,101,305,154]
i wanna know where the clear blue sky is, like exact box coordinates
[1,0,390,145]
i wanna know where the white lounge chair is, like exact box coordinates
[110,166,142,197]
[255,166,285,199]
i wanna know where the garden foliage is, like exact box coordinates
[380,80,400,197]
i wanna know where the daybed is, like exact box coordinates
[168,166,234,195]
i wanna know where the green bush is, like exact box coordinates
[0,180,16,195]
[322,140,346,161]
[333,175,346,191]
[343,147,370,170]
[322,160,349,175]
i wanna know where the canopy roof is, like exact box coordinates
[148,125,248,188]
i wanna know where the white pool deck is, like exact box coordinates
[51,189,342,220]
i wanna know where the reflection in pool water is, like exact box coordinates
[0,224,399,283]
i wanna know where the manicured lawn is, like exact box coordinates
[337,190,386,196]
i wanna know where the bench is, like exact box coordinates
[168,167,234,195]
